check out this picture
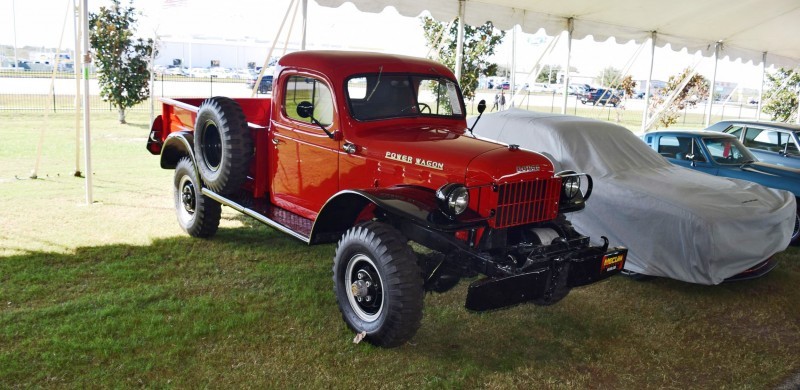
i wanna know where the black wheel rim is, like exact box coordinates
[345,254,384,322]
[201,120,222,171]
[177,174,196,224]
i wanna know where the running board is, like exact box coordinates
[202,189,311,244]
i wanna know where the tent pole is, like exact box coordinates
[704,41,720,127]
[756,52,766,120]
[641,32,656,132]
[81,0,93,204]
[73,0,82,177]
[509,35,560,108]
[301,0,308,50]
[560,18,573,115]
[251,0,295,97]
[510,25,516,106]
[454,0,465,82]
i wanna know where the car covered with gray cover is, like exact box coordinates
[469,109,795,284]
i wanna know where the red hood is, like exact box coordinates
[356,124,555,186]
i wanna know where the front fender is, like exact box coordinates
[309,186,487,245]
[160,131,194,169]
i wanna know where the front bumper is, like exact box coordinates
[464,245,627,311]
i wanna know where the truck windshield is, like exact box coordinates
[346,74,464,121]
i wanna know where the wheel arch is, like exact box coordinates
[160,131,195,170]
[310,186,451,245]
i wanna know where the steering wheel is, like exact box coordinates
[400,103,432,114]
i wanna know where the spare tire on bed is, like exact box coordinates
[194,96,253,195]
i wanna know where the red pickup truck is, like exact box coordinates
[147,51,626,347]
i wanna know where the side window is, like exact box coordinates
[670,136,706,162]
[725,125,744,139]
[777,131,799,154]
[786,134,799,154]
[743,127,780,151]
[657,136,680,157]
[284,75,334,127]
[690,139,707,162]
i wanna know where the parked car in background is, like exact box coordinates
[188,68,211,78]
[706,120,800,169]
[642,129,800,243]
[163,66,188,76]
[529,83,550,93]
[469,109,795,284]
[579,88,621,106]
[246,74,274,93]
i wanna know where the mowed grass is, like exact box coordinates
[0,109,798,388]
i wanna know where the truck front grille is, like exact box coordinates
[494,178,560,228]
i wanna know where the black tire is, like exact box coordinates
[791,211,800,245]
[174,157,221,238]
[194,97,253,195]
[332,221,424,348]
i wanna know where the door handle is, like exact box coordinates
[272,138,282,145]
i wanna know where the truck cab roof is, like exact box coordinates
[277,51,457,82]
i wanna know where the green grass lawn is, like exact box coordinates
[0,110,798,388]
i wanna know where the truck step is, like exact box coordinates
[202,189,312,243]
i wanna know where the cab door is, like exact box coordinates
[270,73,340,219]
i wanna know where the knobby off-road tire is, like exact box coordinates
[174,157,221,238]
[194,97,253,195]
[333,221,424,348]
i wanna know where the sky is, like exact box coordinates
[0,0,771,89]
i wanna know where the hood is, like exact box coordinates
[360,124,554,185]
[608,165,791,222]
[729,162,800,196]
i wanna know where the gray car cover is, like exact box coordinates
[469,109,795,284]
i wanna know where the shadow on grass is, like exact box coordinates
[0,227,798,388]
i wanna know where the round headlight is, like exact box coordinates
[562,176,581,200]
[436,183,470,217]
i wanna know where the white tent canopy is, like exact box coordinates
[316,0,800,67]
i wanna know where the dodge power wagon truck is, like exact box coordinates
[147,51,627,347]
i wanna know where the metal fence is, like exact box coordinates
[0,71,270,112]
[0,71,761,129]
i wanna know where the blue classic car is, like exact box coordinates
[642,129,800,242]
[706,120,800,168]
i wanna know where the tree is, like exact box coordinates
[89,0,155,124]
[596,66,623,88]
[421,17,505,100]
[763,68,800,122]
[536,65,560,84]
[649,68,709,128]
[619,75,637,98]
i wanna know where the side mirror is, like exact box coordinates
[296,101,314,119]
[467,99,488,136]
